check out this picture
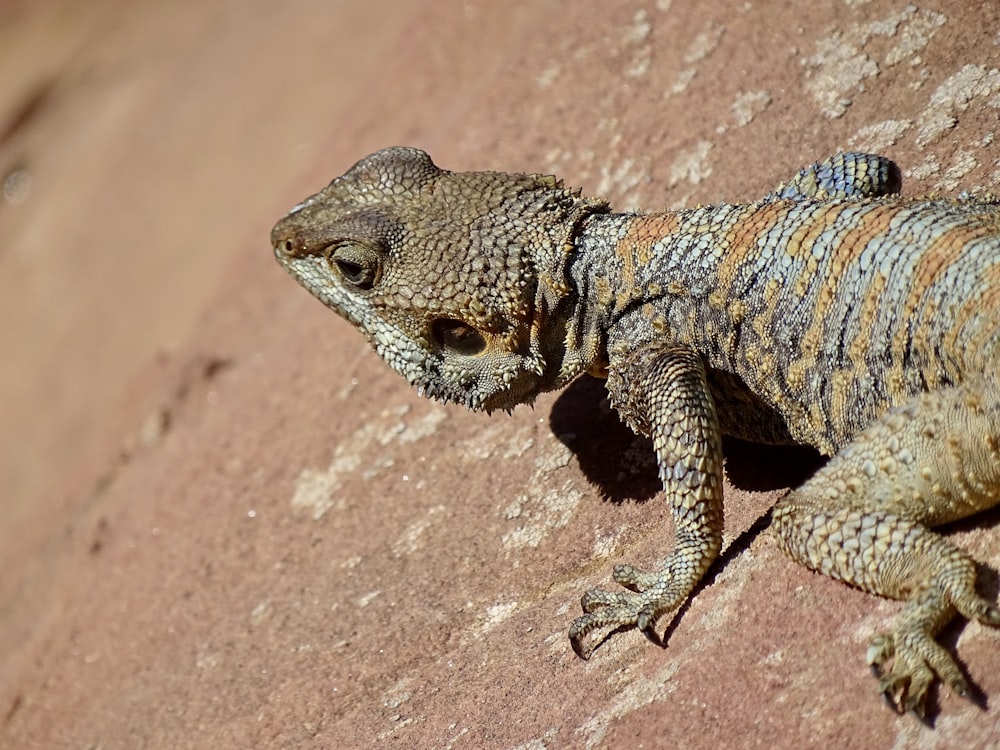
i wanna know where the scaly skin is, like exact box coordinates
[272,147,1000,717]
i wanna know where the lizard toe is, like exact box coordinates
[569,595,646,659]
[580,587,634,613]
[612,562,663,592]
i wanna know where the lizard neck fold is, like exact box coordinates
[572,211,728,356]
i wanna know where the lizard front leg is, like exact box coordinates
[569,344,724,658]
[772,378,1000,717]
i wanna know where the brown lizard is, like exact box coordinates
[271,146,1000,717]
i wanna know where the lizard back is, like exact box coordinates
[584,196,1000,453]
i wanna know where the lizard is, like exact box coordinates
[271,146,1000,717]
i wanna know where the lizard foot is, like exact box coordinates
[866,627,967,719]
[864,585,1000,717]
[568,560,693,659]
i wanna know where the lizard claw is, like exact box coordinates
[568,606,631,660]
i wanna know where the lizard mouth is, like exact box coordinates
[412,368,542,413]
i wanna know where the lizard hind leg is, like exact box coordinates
[772,378,1000,716]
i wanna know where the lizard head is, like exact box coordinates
[272,147,608,412]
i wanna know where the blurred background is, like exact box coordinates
[0,0,412,537]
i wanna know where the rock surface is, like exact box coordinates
[3,1,1000,747]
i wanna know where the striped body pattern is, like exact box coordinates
[584,196,1000,453]
[272,148,1000,719]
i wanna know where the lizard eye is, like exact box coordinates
[326,242,381,290]
[432,319,487,356]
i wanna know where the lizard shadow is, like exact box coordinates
[549,374,825,502]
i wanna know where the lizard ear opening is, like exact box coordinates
[325,242,381,290]
[432,318,487,356]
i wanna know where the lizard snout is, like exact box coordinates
[270,219,302,258]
